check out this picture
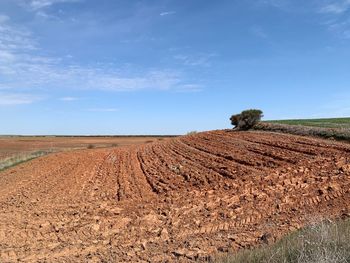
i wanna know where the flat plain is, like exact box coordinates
[0,135,171,161]
[0,130,349,262]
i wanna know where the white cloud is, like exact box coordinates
[175,84,202,93]
[251,26,268,39]
[87,108,119,112]
[0,8,202,107]
[316,1,350,39]
[0,15,10,24]
[160,11,176,16]
[325,18,350,38]
[0,17,196,94]
[173,53,215,67]
[260,0,350,39]
[59,96,78,101]
[82,70,181,91]
[0,93,40,105]
[319,0,350,14]
[0,23,36,52]
[258,0,289,9]
[260,0,350,15]
[22,0,81,10]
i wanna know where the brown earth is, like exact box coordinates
[0,136,170,161]
[0,130,350,262]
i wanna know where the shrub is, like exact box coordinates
[230,109,263,130]
[87,144,95,149]
[186,131,198,135]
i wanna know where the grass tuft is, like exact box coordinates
[0,150,54,172]
[218,218,350,263]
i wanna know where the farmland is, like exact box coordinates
[0,136,172,171]
[0,130,350,262]
[268,117,350,129]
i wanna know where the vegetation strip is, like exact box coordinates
[268,117,350,129]
[0,150,54,172]
[254,122,350,142]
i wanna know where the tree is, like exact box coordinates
[230,109,263,130]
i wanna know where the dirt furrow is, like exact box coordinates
[1,130,350,262]
[166,139,237,183]
[180,136,264,173]
[206,131,301,165]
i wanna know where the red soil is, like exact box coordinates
[0,136,168,161]
[0,130,350,262]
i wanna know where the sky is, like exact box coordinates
[1,0,350,135]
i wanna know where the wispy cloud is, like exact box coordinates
[87,108,119,112]
[319,0,350,14]
[251,26,268,39]
[325,18,350,38]
[20,0,81,10]
[15,0,82,21]
[173,53,216,67]
[160,11,176,16]
[0,93,41,105]
[258,0,289,9]
[260,0,350,39]
[59,96,78,101]
[174,84,202,93]
[317,1,350,39]
[0,14,10,23]
[0,16,198,96]
[0,17,36,52]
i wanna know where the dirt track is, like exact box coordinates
[1,130,350,262]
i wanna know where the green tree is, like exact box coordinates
[230,109,263,130]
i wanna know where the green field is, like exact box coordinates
[268,117,350,129]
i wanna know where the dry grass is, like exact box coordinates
[0,150,54,171]
[218,218,350,263]
[269,117,350,129]
[254,122,350,142]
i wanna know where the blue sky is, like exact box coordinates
[1,0,350,135]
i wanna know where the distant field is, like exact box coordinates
[268,117,350,129]
[0,135,173,163]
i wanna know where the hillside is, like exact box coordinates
[0,130,350,262]
[268,117,350,129]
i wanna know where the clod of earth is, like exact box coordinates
[0,130,350,262]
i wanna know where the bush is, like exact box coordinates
[230,109,263,130]
[186,131,198,135]
[87,144,95,149]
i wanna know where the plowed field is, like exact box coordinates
[1,130,350,262]
[0,136,169,161]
